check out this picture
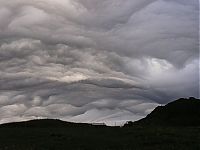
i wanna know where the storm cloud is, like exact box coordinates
[0,0,199,125]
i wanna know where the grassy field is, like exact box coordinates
[0,126,199,150]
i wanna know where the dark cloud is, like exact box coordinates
[0,0,198,125]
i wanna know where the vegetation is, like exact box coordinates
[0,125,199,150]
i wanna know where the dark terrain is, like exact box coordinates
[126,97,200,127]
[0,97,199,150]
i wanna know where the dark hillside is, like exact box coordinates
[0,119,94,128]
[127,97,200,126]
[0,98,199,150]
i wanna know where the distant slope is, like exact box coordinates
[0,119,94,128]
[125,97,200,127]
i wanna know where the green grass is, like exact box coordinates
[0,126,199,150]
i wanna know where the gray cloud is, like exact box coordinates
[0,0,198,125]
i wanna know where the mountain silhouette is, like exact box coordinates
[1,97,200,128]
[0,119,95,128]
[125,97,200,127]
[0,98,199,150]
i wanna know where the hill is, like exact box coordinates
[0,98,199,150]
[0,119,98,128]
[125,97,200,127]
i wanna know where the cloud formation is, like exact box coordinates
[0,0,199,125]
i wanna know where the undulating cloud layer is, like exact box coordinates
[0,0,199,125]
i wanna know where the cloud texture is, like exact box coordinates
[0,0,199,125]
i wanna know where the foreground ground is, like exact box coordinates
[0,126,199,150]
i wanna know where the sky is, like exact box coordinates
[0,0,199,126]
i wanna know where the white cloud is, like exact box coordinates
[0,0,198,124]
